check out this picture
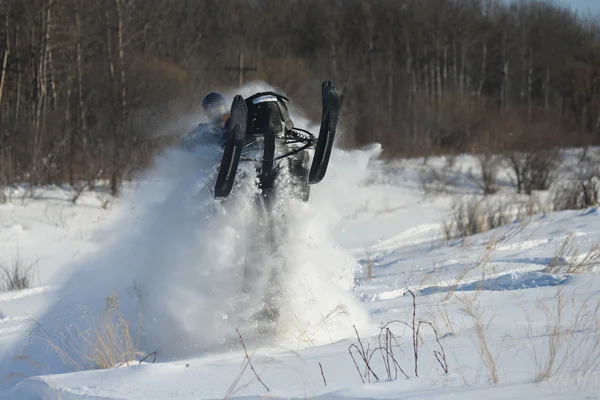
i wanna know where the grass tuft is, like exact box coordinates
[0,255,38,292]
[544,234,600,274]
[35,292,145,371]
[458,297,499,384]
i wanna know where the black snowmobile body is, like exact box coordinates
[214,81,340,200]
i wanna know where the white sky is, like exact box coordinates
[506,0,600,14]
[561,0,600,13]
[543,0,600,13]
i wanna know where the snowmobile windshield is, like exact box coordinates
[251,94,280,104]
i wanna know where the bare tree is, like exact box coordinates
[0,0,598,194]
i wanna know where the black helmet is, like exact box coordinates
[202,92,228,124]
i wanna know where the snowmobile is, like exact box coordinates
[213,80,340,201]
[210,82,339,337]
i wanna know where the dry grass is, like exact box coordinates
[442,195,547,241]
[279,287,351,348]
[224,351,256,399]
[36,293,144,371]
[0,255,38,292]
[418,156,460,197]
[442,198,510,240]
[425,297,458,337]
[544,234,600,274]
[517,285,600,383]
[569,297,600,379]
[458,296,499,384]
[442,266,471,302]
[534,286,565,382]
[440,239,498,302]
[87,293,142,369]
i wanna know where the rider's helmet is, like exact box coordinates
[202,92,228,126]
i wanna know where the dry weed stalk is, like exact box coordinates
[348,325,380,383]
[403,290,449,376]
[545,234,600,274]
[443,266,471,302]
[319,362,327,387]
[374,324,410,380]
[443,240,497,302]
[348,291,449,384]
[425,296,458,336]
[459,296,499,384]
[115,351,157,368]
[366,249,374,281]
[236,328,270,392]
[224,351,252,399]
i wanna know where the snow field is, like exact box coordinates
[0,84,599,397]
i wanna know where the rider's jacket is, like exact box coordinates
[180,123,228,151]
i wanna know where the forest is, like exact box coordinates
[0,0,599,195]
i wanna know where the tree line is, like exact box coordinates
[0,0,599,195]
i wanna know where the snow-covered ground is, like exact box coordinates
[1,139,600,397]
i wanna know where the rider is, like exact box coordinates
[180,92,231,150]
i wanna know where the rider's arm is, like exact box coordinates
[180,125,206,151]
[180,129,197,151]
[180,123,227,151]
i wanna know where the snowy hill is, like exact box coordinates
[1,144,599,399]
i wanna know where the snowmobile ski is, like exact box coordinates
[308,81,340,185]
[257,119,276,194]
[214,95,248,199]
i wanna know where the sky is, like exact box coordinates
[505,0,600,14]
[540,0,600,14]
[561,0,600,14]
